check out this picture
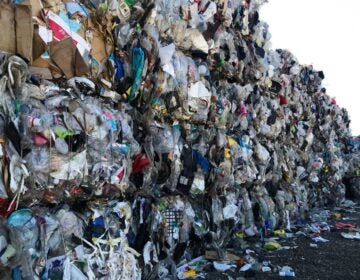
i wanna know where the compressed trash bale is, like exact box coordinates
[0,0,355,278]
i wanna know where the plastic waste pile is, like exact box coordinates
[0,0,353,278]
[343,136,360,198]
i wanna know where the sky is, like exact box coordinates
[260,0,360,135]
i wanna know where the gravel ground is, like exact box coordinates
[203,202,360,280]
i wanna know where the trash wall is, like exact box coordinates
[0,0,353,279]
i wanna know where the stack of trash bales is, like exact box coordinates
[0,0,353,278]
[343,136,360,198]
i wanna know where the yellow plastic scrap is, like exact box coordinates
[183,268,197,278]
[333,212,342,219]
[227,137,238,147]
[264,242,282,250]
[122,87,132,100]
[224,148,231,159]
[274,229,285,236]
[235,232,245,239]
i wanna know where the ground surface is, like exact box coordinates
[203,201,360,280]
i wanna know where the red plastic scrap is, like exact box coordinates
[334,222,356,230]
[131,153,151,174]
[0,198,15,217]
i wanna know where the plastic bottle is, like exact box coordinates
[55,138,69,154]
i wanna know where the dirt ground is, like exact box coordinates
[203,201,360,280]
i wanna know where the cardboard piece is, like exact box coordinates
[47,10,91,56]
[50,37,88,78]
[0,2,94,78]
[0,4,16,54]
[15,0,34,62]
[33,25,47,61]
[42,0,63,14]
[50,37,76,78]
[0,2,34,62]
[30,0,43,17]
[86,14,114,64]
[90,29,108,64]
[32,57,50,68]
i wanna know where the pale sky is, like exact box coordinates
[261,0,360,135]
